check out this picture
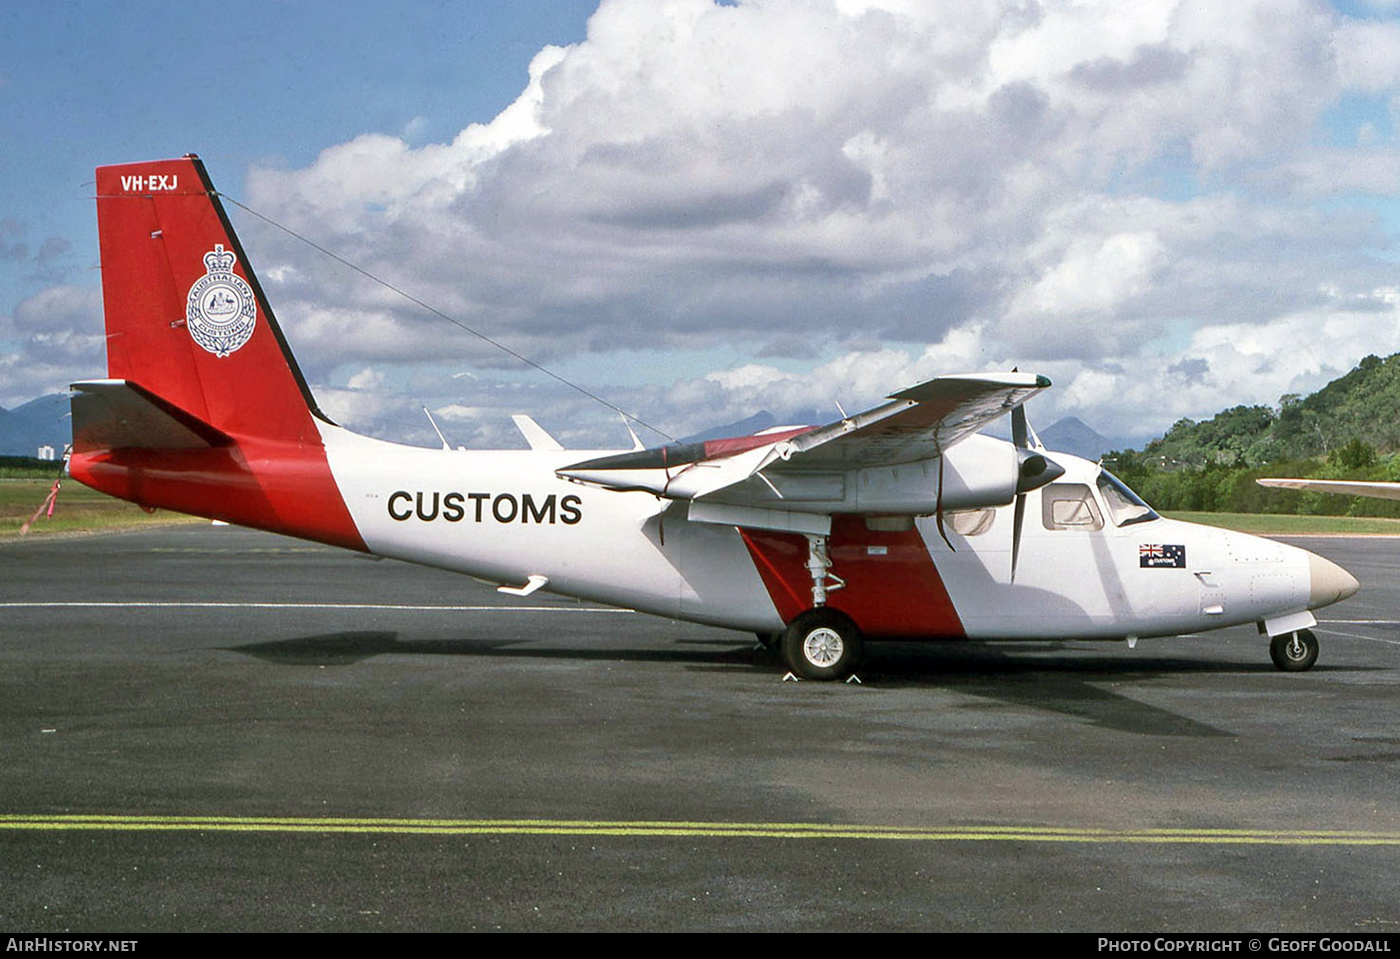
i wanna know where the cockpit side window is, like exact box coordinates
[1041,483,1104,531]
[1096,471,1159,527]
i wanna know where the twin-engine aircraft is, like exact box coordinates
[70,156,1360,680]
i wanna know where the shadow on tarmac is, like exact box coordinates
[225,629,1267,736]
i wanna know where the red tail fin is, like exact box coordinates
[95,155,328,442]
[74,156,365,551]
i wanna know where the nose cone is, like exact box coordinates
[1309,552,1360,609]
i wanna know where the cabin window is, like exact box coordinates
[945,508,994,536]
[1096,471,1159,527]
[1041,483,1104,531]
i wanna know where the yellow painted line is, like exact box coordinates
[2,815,1398,845]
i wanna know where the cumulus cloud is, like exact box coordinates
[0,285,104,406]
[0,220,73,286]
[18,0,1400,450]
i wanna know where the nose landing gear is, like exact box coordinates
[1270,629,1319,671]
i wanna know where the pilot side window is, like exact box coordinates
[1096,470,1159,527]
[1041,483,1104,531]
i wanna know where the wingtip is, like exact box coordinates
[888,371,1052,402]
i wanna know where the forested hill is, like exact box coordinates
[1104,353,1400,516]
[1128,353,1400,470]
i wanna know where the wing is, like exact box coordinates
[768,372,1050,471]
[557,372,1050,503]
[1257,478,1400,501]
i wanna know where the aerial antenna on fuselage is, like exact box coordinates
[422,406,451,451]
[620,414,644,451]
[216,192,677,444]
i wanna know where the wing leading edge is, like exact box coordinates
[1257,478,1400,501]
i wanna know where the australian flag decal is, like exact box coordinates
[1140,543,1186,568]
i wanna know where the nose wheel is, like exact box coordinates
[1270,629,1319,671]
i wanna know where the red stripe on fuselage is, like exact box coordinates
[740,517,965,638]
[69,435,366,553]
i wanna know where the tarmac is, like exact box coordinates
[1,525,1397,931]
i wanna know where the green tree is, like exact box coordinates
[1328,438,1376,470]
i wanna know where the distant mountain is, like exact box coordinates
[0,394,69,457]
[680,409,828,444]
[680,410,777,444]
[1038,416,1118,461]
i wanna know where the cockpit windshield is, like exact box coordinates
[1096,470,1159,527]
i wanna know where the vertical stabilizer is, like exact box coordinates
[95,155,327,442]
[76,157,365,550]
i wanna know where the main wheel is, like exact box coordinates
[781,609,863,681]
[1270,629,1319,671]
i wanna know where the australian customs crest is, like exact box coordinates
[186,244,257,357]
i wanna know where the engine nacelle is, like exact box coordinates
[738,434,1053,515]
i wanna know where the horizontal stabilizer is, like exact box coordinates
[70,379,231,453]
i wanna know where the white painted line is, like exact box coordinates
[1312,626,1400,646]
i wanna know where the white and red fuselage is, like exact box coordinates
[311,427,1353,642]
[68,156,1358,677]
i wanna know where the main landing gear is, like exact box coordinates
[775,531,863,680]
[1270,629,1319,672]
[781,608,864,681]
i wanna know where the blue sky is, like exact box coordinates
[4,0,1400,450]
[0,1,595,323]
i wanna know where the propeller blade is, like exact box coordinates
[1011,491,1025,583]
[1009,401,1059,583]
